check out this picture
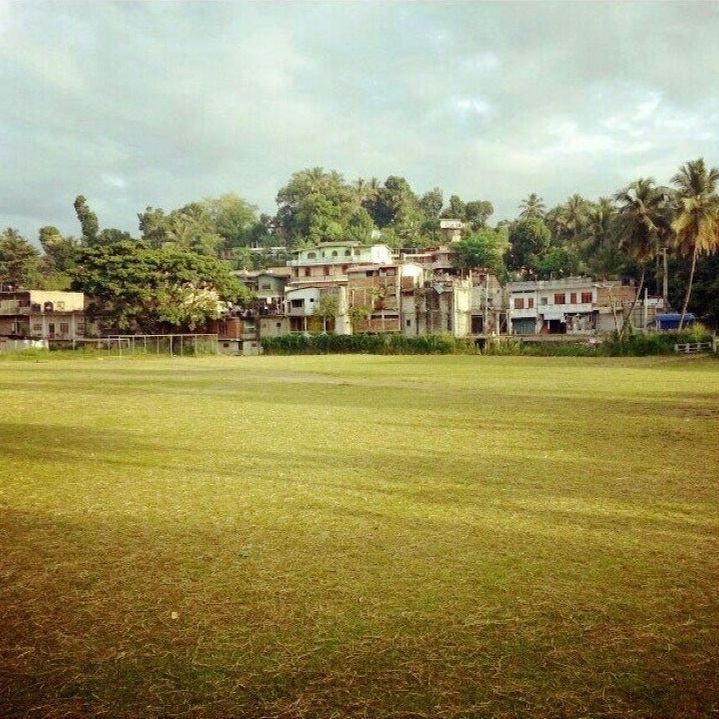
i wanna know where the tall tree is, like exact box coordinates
[277,167,373,245]
[0,229,40,289]
[670,158,719,328]
[614,178,671,335]
[518,193,546,220]
[203,194,258,249]
[464,200,494,230]
[418,188,444,219]
[581,198,623,278]
[506,218,552,276]
[549,194,589,246]
[73,195,99,245]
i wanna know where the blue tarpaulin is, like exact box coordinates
[655,313,695,330]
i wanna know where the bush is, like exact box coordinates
[601,327,714,356]
[260,333,466,355]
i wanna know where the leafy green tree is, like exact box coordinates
[506,218,552,275]
[0,228,40,288]
[518,193,546,220]
[670,158,719,328]
[73,195,99,244]
[418,188,444,218]
[72,241,248,332]
[138,207,170,246]
[277,167,373,245]
[464,200,493,230]
[442,194,466,220]
[38,226,79,274]
[139,203,223,255]
[535,246,582,279]
[453,228,508,274]
[203,194,258,249]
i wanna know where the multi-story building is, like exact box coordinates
[0,290,87,349]
[287,241,393,287]
[401,278,472,338]
[507,278,637,335]
[346,263,423,333]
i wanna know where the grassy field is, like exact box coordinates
[1,354,718,719]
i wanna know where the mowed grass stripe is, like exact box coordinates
[1,355,718,718]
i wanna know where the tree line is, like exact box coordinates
[0,159,718,330]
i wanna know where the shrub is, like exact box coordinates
[260,333,465,355]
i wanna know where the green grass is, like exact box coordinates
[1,354,718,718]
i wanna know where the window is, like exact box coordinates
[527,298,534,309]
[581,292,592,303]
[308,252,316,259]
[260,283,271,290]
[514,297,525,309]
[406,319,411,327]
[344,249,351,257]
[290,299,303,308]
[332,250,338,257]
[366,270,374,278]
[323,266,330,276]
[554,293,566,305]
[32,323,41,331]
[540,297,548,305]
[276,322,282,328]
[342,265,348,273]
[60,322,69,334]
[304,268,311,277]
[309,297,315,303]
[48,323,56,335]
[570,292,577,304]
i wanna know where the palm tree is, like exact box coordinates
[582,197,620,278]
[550,194,589,247]
[518,193,546,220]
[671,158,719,329]
[614,178,672,336]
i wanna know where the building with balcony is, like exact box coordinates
[507,278,638,335]
[287,242,393,287]
[0,290,87,346]
[346,263,423,334]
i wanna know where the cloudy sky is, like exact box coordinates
[2,1,719,240]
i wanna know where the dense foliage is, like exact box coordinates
[73,241,248,333]
[261,333,464,355]
[2,156,719,327]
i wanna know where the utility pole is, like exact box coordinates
[662,247,669,309]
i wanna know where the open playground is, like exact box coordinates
[1,354,718,718]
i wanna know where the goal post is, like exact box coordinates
[101,333,220,357]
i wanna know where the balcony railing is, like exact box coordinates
[0,305,30,315]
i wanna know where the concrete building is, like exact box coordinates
[346,263,423,334]
[401,279,472,338]
[507,278,637,335]
[234,266,290,314]
[439,219,465,243]
[288,242,393,287]
[285,285,350,334]
[0,290,87,348]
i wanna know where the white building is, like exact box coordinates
[507,278,637,335]
[287,242,393,286]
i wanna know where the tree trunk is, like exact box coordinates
[679,244,698,331]
[662,246,669,309]
[620,267,645,339]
